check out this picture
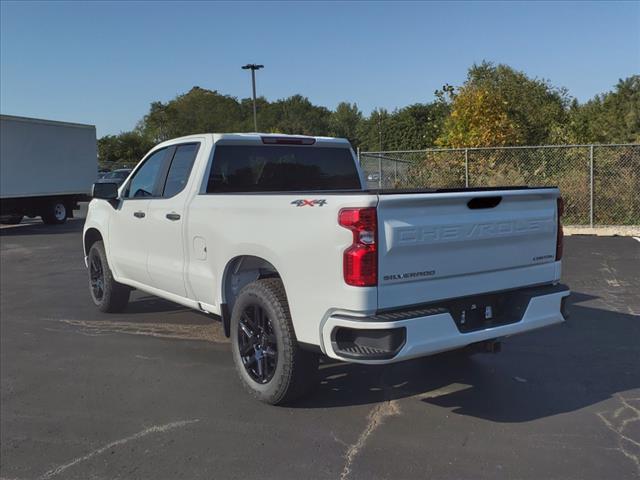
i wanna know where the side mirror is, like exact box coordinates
[92,182,119,200]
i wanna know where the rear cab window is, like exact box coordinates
[206,145,361,193]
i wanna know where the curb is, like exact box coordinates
[564,226,640,237]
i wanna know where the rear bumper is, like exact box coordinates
[321,284,570,364]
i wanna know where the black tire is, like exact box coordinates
[41,201,68,225]
[88,241,130,313]
[0,215,23,225]
[230,278,318,405]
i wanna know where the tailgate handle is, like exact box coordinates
[467,196,502,209]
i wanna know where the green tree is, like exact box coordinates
[263,95,331,135]
[356,108,391,151]
[97,131,153,166]
[438,62,570,147]
[239,96,271,131]
[568,75,640,143]
[137,87,244,141]
[384,102,450,150]
[328,102,362,146]
[136,101,170,143]
[97,68,638,166]
[356,102,449,151]
[437,86,522,148]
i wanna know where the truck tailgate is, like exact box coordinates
[376,188,561,309]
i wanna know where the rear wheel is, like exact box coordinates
[42,201,68,225]
[230,278,318,405]
[88,241,130,312]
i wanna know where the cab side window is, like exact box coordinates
[162,143,199,197]
[125,148,168,198]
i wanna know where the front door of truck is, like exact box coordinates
[145,142,200,298]
[109,147,170,284]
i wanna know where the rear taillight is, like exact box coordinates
[339,207,377,286]
[556,197,564,260]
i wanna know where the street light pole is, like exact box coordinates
[241,64,264,131]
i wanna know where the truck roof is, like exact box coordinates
[155,133,351,148]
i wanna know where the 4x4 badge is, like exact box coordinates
[291,199,327,207]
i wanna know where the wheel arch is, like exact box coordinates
[84,227,103,256]
[220,255,284,337]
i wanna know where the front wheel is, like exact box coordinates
[88,241,130,312]
[230,278,318,405]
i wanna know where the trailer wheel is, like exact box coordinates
[0,215,23,225]
[230,278,318,405]
[88,241,130,313]
[42,201,68,225]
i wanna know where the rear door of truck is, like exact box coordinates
[376,188,561,309]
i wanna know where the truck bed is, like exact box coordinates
[368,185,557,195]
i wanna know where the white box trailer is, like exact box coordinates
[0,114,97,224]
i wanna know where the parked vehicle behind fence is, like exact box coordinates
[96,168,132,187]
[84,133,570,404]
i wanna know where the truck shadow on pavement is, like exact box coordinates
[124,295,191,315]
[0,218,85,236]
[297,292,640,424]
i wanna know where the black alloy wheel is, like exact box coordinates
[90,253,105,301]
[237,304,278,384]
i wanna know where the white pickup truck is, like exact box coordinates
[84,133,570,404]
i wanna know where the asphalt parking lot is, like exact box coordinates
[1,213,639,480]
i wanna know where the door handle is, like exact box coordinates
[166,213,181,221]
[133,211,145,218]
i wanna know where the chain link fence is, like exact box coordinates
[359,144,640,226]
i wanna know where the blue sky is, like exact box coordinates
[1,1,639,137]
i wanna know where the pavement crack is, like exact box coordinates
[331,431,349,448]
[38,419,200,479]
[339,379,401,480]
[596,395,640,474]
[55,318,226,343]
